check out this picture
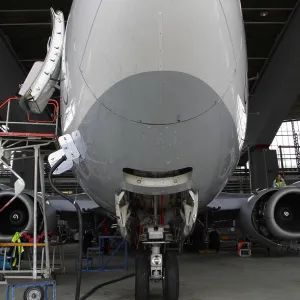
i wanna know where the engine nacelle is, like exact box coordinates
[239,187,300,252]
[264,188,300,240]
[0,190,57,242]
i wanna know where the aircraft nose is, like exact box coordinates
[97,71,220,125]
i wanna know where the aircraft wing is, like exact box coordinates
[207,192,251,211]
[208,181,300,212]
[47,194,116,218]
[47,198,99,212]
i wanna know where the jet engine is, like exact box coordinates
[239,187,300,253]
[0,189,57,242]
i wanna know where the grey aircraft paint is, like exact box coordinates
[57,0,248,244]
[72,71,240,213]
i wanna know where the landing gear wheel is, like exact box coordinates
[135,252,150,300]
[209,230,220,252]
[23,286,45,300]
[163,253,179,300]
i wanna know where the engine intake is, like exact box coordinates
[239,187,300,253]
[0,190,38,242]
[264,188,300,240]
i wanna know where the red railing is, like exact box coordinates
[0,97,59,138]
[27,99,59,123]
[0,97,59,123]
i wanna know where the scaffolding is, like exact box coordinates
[290,119,300,170]
[0,97,59,281]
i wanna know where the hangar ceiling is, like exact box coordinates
[0,0,299,117]
[0,1,298,86]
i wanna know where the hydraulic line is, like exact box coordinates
[48,155,83,300]
[79,273,135,300]
[49,155,136,300]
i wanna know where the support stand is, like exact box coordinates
[75,236,128,272]
[6,280,56,300]
[237,241,252,257]
[0,96,59,299]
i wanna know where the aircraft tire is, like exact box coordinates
[209,230,220,252]
[163,252,179,300]
[135,252,150,300]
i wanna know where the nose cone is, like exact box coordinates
[98,71,220,125]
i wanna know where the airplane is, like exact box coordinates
[200,182,300,254]
[3,0,299,299]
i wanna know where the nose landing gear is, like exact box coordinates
[116,190,197,300]
[135,252,150,300]
[162,252,179,300]
[135,246,179,300]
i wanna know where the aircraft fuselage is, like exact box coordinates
[60,0,248,214]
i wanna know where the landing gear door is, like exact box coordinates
[19,8,65,114]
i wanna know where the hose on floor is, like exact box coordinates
[79,273,135,300]
[48,155,83,300]
[49,155,136,300]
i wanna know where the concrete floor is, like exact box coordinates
[1,247,300,300]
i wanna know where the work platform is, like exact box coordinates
[0,242,65,280]
[0,97,60,283]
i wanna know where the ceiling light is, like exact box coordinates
[260,11,268,17]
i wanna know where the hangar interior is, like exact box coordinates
[0,1,300,300]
